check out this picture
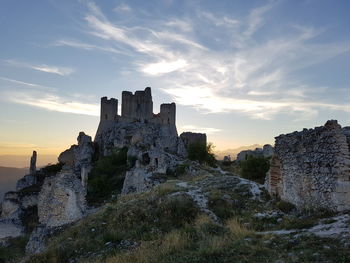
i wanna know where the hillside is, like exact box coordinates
[0,167,27,201]
[20,165,350,263]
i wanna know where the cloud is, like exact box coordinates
[165,19,192,32]
[181,125,222,134]
[53,39,124,55]
[75,1,350,120]
[5,59,75,76]
[113,3,131,13]
[5,91,99,116]
[0,76,55,91]
[0,77,98,116]
[141,59,188,75]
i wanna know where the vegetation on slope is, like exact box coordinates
[240,156,270,184]
[187,142,216,167]
[87,148,128,205]
[25,172,349,263]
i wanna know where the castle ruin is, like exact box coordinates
[266,120,350,212]
[96,87,176,137]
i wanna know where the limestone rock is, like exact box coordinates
[16,174,37,191]
[0,220,24,240]
[29,151,37,175]
[122,168,164,194]
[26,225,61,255]
[38,172,86,227]
[1,193,20,219]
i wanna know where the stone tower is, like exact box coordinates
[100,97,118,121]
[121,87,153,121]
[160,103,176,125]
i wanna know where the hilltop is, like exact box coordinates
[0,88,349,263]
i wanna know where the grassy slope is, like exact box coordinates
[24,168,350,263]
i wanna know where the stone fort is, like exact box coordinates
[99,87,175,125]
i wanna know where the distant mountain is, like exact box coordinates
[214,144,263,160]
[0,166,27,201]
[0,154,57,168]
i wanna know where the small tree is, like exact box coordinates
[187,142,216,167]
[87,147,128,204]
[240,155,270,184]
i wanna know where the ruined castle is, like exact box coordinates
[96,87,176,138]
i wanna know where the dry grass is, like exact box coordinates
[106,230,189,263]
[155,182,181,196]
[194,214,214,227]
[226,217,252,238]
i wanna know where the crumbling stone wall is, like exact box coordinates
[267,120,350,211]
[121,87,153,121]
[180,132,207,149]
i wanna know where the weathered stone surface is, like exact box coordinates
[29,151,37,175]
[1,195,20,219]
[38,172,86,227]
[266,120,350,211]
[0,220,24,239]
[26,225,61,255]
[58,132,95,188]
[94,88,189,194]
[16,174,37,191]
[122,168,163,194]
[180,132,207,149]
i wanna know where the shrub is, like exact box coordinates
[240,155,270,184]
[276,200,295,213]
[187,142,216,167]
[40,162,64,176]
[87,147,128,204]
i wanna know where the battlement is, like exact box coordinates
[121,87,153,120]
[98,87,176,128]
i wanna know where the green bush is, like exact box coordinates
[240,156,270,184]
[187,142,216,167]
[40,162,63,176]
[87,147,128,205]
[276,200,295,213]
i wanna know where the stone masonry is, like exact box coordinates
[95,87,176,139]
[266,120,350,212]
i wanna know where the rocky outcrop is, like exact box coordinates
[29,151,37,175]
[38,172,86,227]
[237,144,274,162]
[266,120,350,212]
[59,132,95,188]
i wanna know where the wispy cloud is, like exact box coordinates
[4,90,99,116]
[113,3,131,13]
[0,76,54,90]
[0,77,98,116]
[70,1,350,120]
[5,59,75,76]
[181,125,222,134]
[52,39,124,55]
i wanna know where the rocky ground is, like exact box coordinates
[0,164,345,263]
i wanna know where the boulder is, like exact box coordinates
[38,172,86,227]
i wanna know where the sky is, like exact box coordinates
[1,0,350,166]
